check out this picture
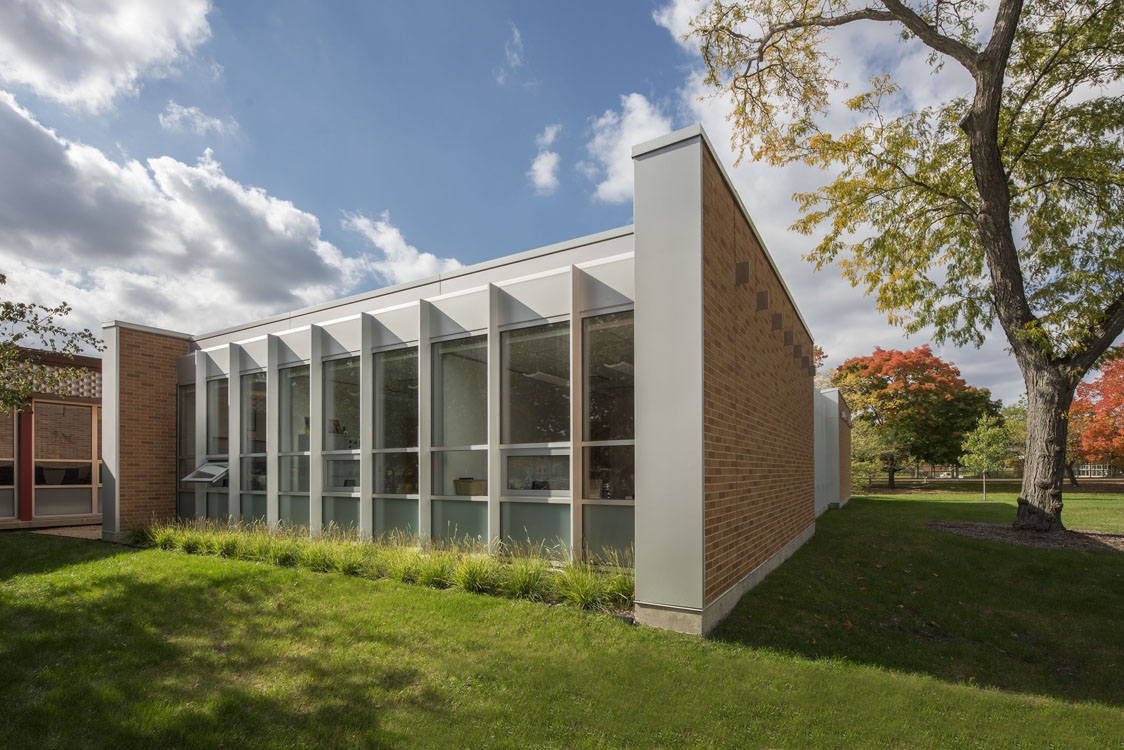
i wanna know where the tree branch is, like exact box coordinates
[879,0,980,72]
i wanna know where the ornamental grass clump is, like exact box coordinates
[556,562,611,611]
[416,551,457,588]
[502,555,552,601]
[452,554,501,594]
[385,546,423,583]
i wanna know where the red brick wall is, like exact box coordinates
[117,328,189,530]
[701,149,815,605]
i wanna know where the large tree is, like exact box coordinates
[693,0,1124,530]
[0,274,101,411]
[831,345,999,486]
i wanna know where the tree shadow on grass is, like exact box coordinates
[0,537,451,749]
[0,532,138,582]
[709,497,1124,707]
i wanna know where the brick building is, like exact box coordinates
[101,125,851,634]
[0,350,103,530]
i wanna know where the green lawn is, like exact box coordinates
[1,492,1122,749]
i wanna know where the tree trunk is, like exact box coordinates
[1065,461,1079,487]
[1015,368,1077,532]
[982,471,987,502]
[887,454,897,490]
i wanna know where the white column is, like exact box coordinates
[309,325,324,537]
[359,314,374,538]
[265,335,280,528]
[100,324,121,539]
[194,352,207,519]
[487,284,502,547]
[417,301,433,543]
[227,343,242,523]
[569,267,584,559]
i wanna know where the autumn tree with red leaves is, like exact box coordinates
[831,345,1000,488]
[1069,348,1124,471]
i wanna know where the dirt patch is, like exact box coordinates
[927,521,1124,553]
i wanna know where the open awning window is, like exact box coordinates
[181,463,229,483]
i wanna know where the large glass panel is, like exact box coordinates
[241,372,267,453]
[374,497,417,536]
[324,357,360,450]
[206,379,229,455]
[506,454,569,493]
[502,322,569,444]
[0,460,13,486]
[583,445,635,500]
[279,495,310,528]
[35,462,93,486]
[35,488,92,516]
[374,452,418,494]
[431,499,487,542]
[0,488,14,517]
[280,455,310,492]
[432,450,487,496]
[432,336,487,446]
[178,385,195,457]
[241,494,267,523]
[241,456,267,491]
[501,501,571,550]
[323,496,360,530]
[34,402,92,459]
[375,347,418,449]
[583,504,634,561]
[178,492,196,519]
[324,456,360,490]
[584,311,634,441]
[279,365,311,453]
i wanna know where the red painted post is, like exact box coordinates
[18,410,33,520]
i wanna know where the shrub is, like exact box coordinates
[453,554,500,594]
[556,562,611,610]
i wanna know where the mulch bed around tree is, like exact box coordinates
[927,521,1124,553]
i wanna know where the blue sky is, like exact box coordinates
[0,0,1062,403]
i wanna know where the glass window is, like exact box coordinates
[374,497,417,536]
[240,456,267,491]
[34,403,92,459]
[432,450,487,496]
[0,488,13,518]
[279,365,311,453]
[241,372,267,454]
[433,335,487,447]
[506,454,569,493]
[280,455,310,492]
[324,456,360,491]
[35,488,91,516]
[374,452,418,494]
[431,499,487,542]
[583,445,635,500]
[324,357,360,450]
[0,410,14,460]
[583,504,634,562]
[375,347,418,449]
[241,494,267,523]
[206,379,229,456]
[279,495,310,528]
[502,322,569,444]
[35,462,93,486]
[323,496,360,529]
[178,385,195,457]
[584,311,634,441]
[206,492,229,520]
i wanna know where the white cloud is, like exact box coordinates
[527,150,560,195]
[652,0,708,50]
[536,123,561,148]
[342,211,461,285]
[0,0,212,112]
[0,90,381,337]
[494,22,524,86]
[582,93,673,204]
[159,100,238,136]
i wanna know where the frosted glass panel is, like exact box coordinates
[241,493,267,523]
[432,336,487,446]
[178,385,195,458]
[583,504,634,561]
[432,450,487,496]
[374,497,417,536]
[178,492,197,519]
[502,322,569,444]
[501,501,570,550]
[375,347,418,449]
[241,372,267,453]
[0,488,14,517]
[374,452,418,494]
[323,496,360,530]
[279,495,310,528]
[35,403,92,459]
[324,357,360,450]
[431,499,487,542]
[35,488,92,516]
[206,492,229,520]
[279,366,311,452]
